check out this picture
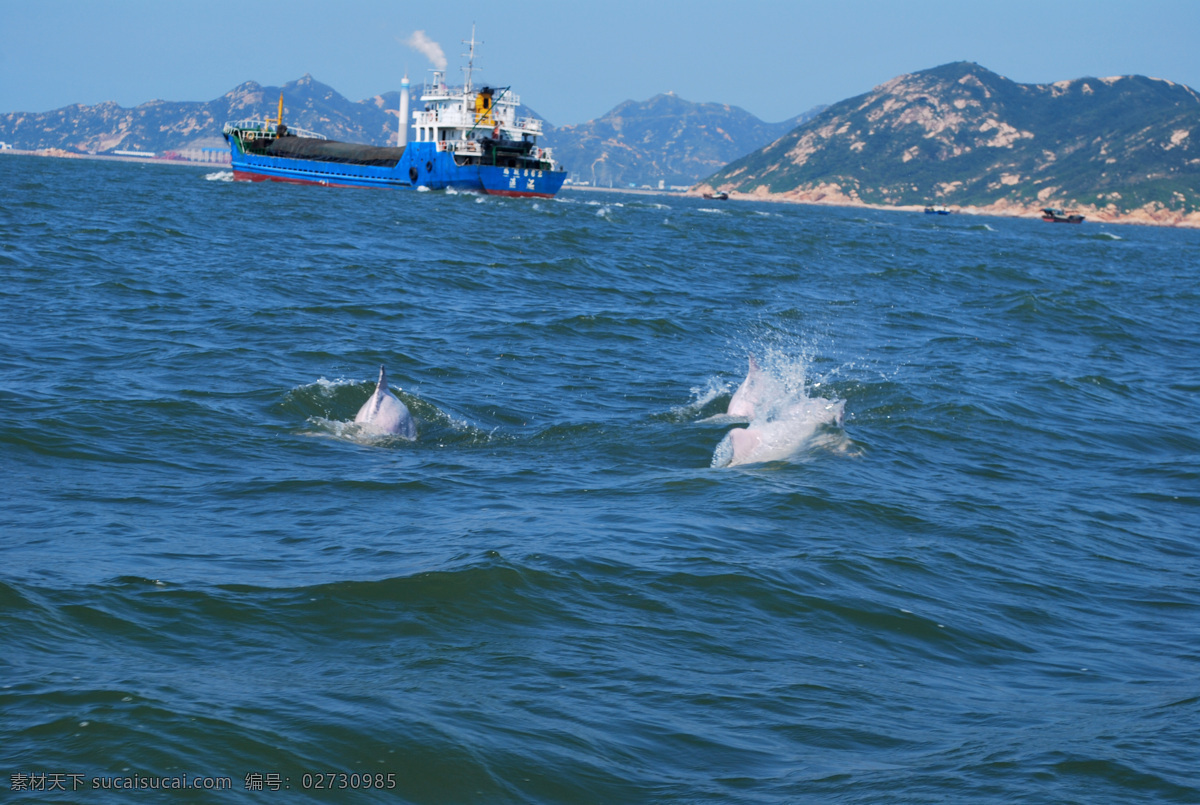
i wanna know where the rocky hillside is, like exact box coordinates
[700,62,1200,224]
[0,75,403,154]
[540,93,823,188]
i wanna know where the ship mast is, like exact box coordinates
[461,25,480,94]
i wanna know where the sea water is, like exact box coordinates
[2,155,1198,802]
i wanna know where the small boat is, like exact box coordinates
[1041,208,1085,224]
[703,191,729,200]
[924,204,951,215]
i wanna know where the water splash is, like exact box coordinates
[282,377,415,446]
[710,350,847,468]
[204,171,233,182]
[673,376,731,419]
[283,376,502,450]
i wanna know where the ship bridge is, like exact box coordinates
[413,71,546,159]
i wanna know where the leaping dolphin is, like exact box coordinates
[354,365,417,439]
[716,397,846,467]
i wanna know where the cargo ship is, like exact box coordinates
[221,31,565,197]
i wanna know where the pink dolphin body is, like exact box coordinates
[716,357,847,467]
[354,365,417,439]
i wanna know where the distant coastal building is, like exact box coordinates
[168,147,230,163]
[105,147,229,163]
[0,141,12,150]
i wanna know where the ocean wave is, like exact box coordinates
[7,156,1200,804]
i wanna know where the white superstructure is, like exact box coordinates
[409,29,552,166]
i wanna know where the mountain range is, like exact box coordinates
[700,61,1200,225]
[0,75,400,156]
[4,62,1199,225]
[0,75,815,189]
[539,94,821,188]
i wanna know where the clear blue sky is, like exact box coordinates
[2,0,1198,126]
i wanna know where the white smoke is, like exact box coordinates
[404,31,447,71]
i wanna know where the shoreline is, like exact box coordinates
[568,182,1199,229]
[562,185,687,198]
[688,184,1200,229]
[4,150,1194,228]
[0,148,223,169]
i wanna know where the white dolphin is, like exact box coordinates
[711,353,849,467]
[715,389,846,468]
[354,365,417,439]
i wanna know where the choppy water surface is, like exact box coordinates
[2,155,1198,803]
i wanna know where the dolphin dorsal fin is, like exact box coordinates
[377,365,388,392]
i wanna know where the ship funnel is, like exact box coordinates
[398,73,410,147]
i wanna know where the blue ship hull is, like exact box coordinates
[227,138,566,198]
